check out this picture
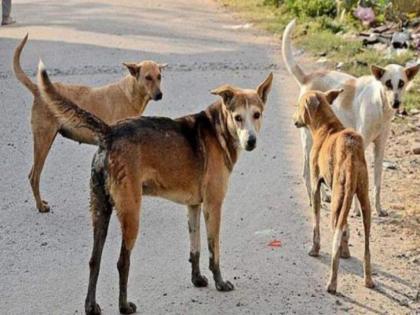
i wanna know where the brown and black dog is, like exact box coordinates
[293,89,374,294]
[38,60,273,314]
[14,34,167,212]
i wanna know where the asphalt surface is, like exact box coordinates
[0,1,415,314]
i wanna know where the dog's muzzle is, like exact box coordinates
[153,91,163,101]
[293,120,304,128]
[245,135,256,151]
[392,100,401,109]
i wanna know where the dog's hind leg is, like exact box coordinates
[113,178,141,315]
[309,180,321,257]
[327,175,352,294]
[203,199,234,292]
[85,168,112,315]
[29,121,58,212]
[340,224,351,259]
[188,205,208,287]
[373,130,389,217]
[357,181,375,289]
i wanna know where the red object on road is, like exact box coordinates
[268,240,282,247]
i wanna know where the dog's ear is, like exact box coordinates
[324,89,343,104]
[123,63,141,77]
[371,65,386,80]
[405,63,420,81]
[211,85,236,108]
[159,63,168,70]
[257,72,273,104]
[305,94,320,110]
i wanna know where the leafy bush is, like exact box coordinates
[284,0,336,17]
[319,16,346,33]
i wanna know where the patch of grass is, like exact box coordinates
[219,0,419,110]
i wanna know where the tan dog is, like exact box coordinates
[293,89,374,294]
[14,34,167,212]
[38,60,273,315]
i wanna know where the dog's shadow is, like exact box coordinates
[314,251,416,313]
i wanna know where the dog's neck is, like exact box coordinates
[203,101,240,171]
[121,76,151,114]
[308,103,344,141]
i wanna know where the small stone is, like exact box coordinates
[383,161,397,170]
[41,242,48,246]
[412,145,420,155]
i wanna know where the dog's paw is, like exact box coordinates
[326,283,337,295]
[377,209,388,217]
[119,301,137,314]
[37,200,50,213]
[308,246,320,257]
[340,247,351,259]
[216,280,234,292]
[192,274,208,287]
[365,278,375,289]
[85,302,101,315]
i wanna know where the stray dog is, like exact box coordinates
[38,60,273,314]
[293,89,374,294]
[282,19,419,216]
[14,34,167,212]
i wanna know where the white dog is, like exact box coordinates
[282,20,419,217]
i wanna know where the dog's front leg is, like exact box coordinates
[373,131,389,217]
[203,200,234,292]
[309,180,321,257]
[187,205,208,287]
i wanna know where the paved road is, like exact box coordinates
[0,1,414,314]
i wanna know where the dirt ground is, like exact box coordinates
[0,0,419,314]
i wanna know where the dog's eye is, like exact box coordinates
[234,115,243,122]
[253,112,261,119]
[145,75,153,81]
[398,80,404,89]
[157,74,161,81]
[385,80,392,89]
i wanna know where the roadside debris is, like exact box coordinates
[358,20,420,51]
[268,240,282,248]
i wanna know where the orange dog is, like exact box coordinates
[293,89,374,293]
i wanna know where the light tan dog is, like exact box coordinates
[14,34,167,212]
[293,89,374,294]
[38,60,273,314]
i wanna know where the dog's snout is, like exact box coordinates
[246,135,256,151]
[392,99,400,109]
[154,91,163,101]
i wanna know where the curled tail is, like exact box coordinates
[37,60,111,141]
[281,19,306,85]
[13,34,38,95]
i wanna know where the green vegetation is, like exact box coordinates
[219,0,419,110]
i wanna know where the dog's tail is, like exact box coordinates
[13,34,38,95]
[282,19,306,86]
[37,60,111,141]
